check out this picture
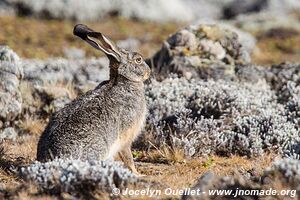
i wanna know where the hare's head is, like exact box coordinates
[73,24,150,82]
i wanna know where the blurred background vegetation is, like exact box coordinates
[0,0,300,64]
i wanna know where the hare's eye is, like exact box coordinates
[135,57,142,64]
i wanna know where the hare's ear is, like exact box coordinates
[73,24,121,62]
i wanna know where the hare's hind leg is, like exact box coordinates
[118,146,140,175]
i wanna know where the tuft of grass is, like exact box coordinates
[146,143,185,164]
[19,117,46,135]
[137,154,276,191]
[43,81,77,100]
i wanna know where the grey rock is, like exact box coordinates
[149,24,251,80]
[218,23,257,55]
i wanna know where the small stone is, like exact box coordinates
[199,39,226,60]
[149,24,251,80]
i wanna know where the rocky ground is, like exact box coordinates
[1,0,300,199]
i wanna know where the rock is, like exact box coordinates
[182,172,214,200]
[0,127,17,140]
[199,39,226,60]
[0,46,23,124]
[217,23,257,55]
[167,29,198,50]
[149,24,251,80]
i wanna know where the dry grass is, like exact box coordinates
[42,81,77,100]
[146,143,186,164]
[1,16,300,66]
[137,152,276,190]
[252,27,300,65]
[0,16,181,59]
[19,118,46,135]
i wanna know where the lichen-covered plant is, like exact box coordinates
[21,159,137,196]
[142,76,300,158]
[0,46,23,140]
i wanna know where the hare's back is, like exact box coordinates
[37,85,117,161]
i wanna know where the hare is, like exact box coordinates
[36,24,151,174]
